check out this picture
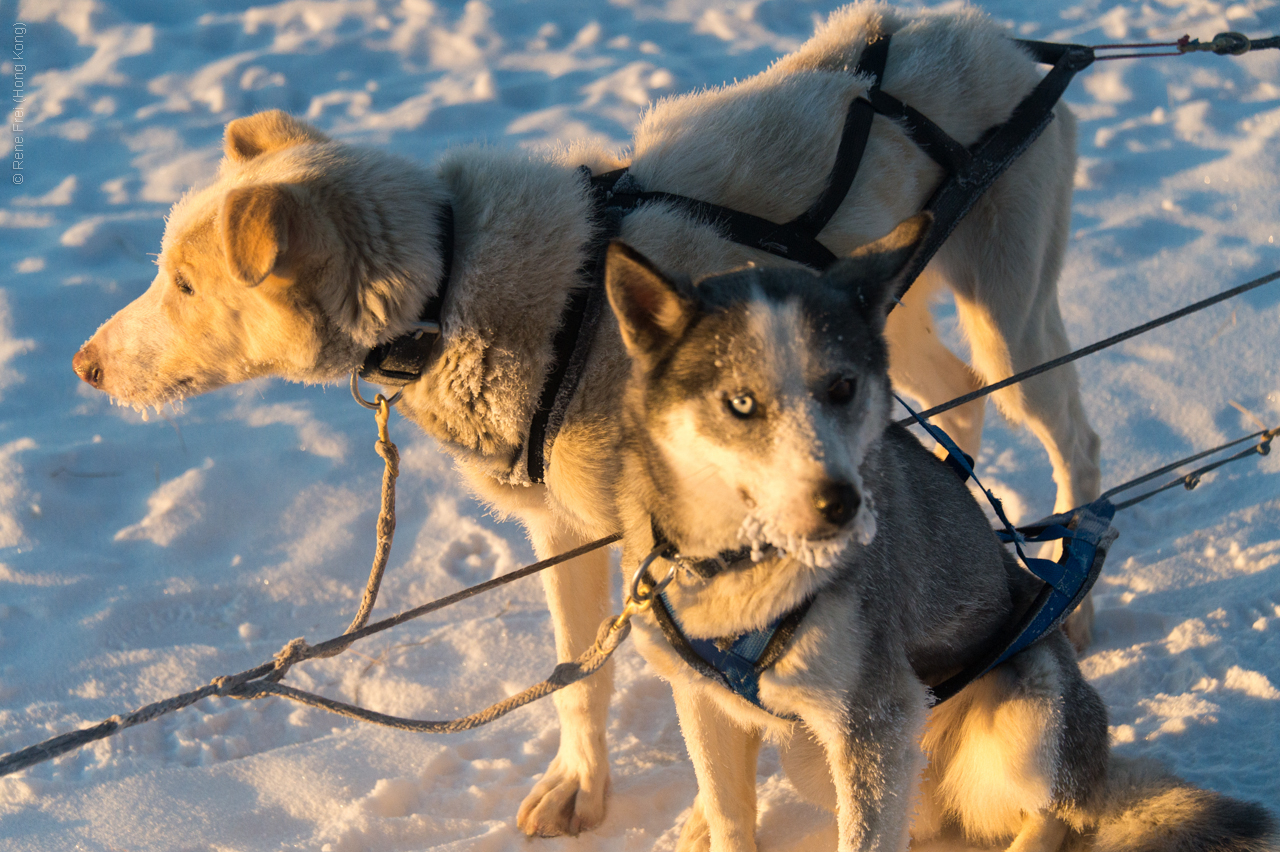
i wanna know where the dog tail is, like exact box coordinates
[1074,756,1276,852]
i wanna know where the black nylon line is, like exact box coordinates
[788,99,876,235]
[896,268,1280,427]
[419,204,455,326]
[618,190,841,269]
[357,204,456,386]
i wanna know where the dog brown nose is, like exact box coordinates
[73,345,104,388]
[813,480,860,528]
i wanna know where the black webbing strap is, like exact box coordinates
[866,88,974,175]
[372,36,1094,483]
[358,205,456,385]
[650,584,813,714]
[590,35,892,273]
[893,42,1095,299]
[788,35,888,235]
[524,175,623,483]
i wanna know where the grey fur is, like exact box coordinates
[606,227,1277,852]
[75,4,1107,834]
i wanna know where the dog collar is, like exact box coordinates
[357,203,456,386]
[648,517,762,580]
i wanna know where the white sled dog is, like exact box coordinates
[73,3,1101,836]
[604,219,1276,852]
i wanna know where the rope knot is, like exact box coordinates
[268,637,313,682]
[375,438,400,473]
[211,670,255,697]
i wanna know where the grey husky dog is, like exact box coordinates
[605,216,1275,852]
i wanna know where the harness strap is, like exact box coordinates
[894,42,1095,300]
[895,394,1116,703]
[363,37,1094,490]
[524,179,619,484]
[787,34,888,235]
[651,588,811,712]
[589,35,892,274]
[866,88,974,175]
[928,499,1115,704]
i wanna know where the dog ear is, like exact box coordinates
[223,110,328,163]
[220,184,304,286]
[605,241,695,364]
[827,212,932,318]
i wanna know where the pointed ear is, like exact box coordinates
[826,213,932,318]
[223,110,328,163]
[605,241,695,364]
[220,184,306,286]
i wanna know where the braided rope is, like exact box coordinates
[0,393,622,778]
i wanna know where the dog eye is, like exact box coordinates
[727,393,757,418]
[828,378,855,405]
[173,272,194,296]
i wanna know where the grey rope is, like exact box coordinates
[895,268,1280,428]
[1108,428,1277,511]
[0,531,623,777]
[231,614,632,734]
[1101,427,1277,502]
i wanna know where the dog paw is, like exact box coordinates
[676,797,711,852]
[516,756,609,837]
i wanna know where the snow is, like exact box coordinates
[1,0,1278,849]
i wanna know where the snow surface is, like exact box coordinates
[1,0,1278,849]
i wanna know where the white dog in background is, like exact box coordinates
[74,3,1099,836]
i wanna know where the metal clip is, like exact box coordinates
[350,370,403,410]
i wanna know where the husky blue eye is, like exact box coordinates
[727,393,757,418]
[174,272,194,296]
[828,378,854,405]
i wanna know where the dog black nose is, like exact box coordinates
[73,346,104,388]
[813,480,860,527]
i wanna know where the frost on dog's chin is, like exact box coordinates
[109,394,186,423]
[737,501,877,570]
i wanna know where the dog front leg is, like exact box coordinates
[807,684,927,852]
[515,514,613,837]
[672,684,762,852]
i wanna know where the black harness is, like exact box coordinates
[359,36,1094,481]
[358,35,1101,702]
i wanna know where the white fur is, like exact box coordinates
[76,3,1104,835]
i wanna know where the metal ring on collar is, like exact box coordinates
[350,370,403,410]
[630,545,677,603]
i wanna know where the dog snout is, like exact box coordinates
[813,480,860,528]
[73,345,104,389]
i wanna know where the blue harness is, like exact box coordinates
[646,398,1116,711]
[894,396,1116,702]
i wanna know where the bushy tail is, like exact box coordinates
[1071,757,1276,852]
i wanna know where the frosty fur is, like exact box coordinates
[76,2,1101,836]
[604,224,1276,852]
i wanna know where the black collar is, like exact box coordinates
[357,203,455,386]
[649,516,764,580]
